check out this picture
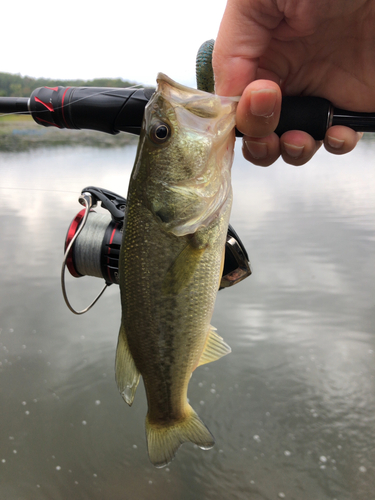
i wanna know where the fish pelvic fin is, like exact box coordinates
[115,323,140,406]
[146,405,215,468]
[197,325,231,368]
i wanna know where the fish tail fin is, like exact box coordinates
[145,405,215,468]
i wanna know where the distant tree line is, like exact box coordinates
[0,72,137,97]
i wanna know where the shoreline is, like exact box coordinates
[0,115,138,151]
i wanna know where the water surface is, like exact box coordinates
[0,140,374,499]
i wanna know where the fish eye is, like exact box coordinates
[150,122,171,144]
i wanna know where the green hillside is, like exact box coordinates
[0,72,136,97]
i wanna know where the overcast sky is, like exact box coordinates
[2,0,227,88]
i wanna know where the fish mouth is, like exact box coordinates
[155,73,239,128]
[157,72,208,96]
[156,73,240,102]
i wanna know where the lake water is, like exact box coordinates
[0,138,374,500]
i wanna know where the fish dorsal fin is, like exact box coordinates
[197,326,231,368]
[115,323,140,406]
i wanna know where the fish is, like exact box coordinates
[115,73,238,468]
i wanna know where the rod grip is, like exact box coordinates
[28,86,152,135]
[275,96,331,140]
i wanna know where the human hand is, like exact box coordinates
[213,0,374,166]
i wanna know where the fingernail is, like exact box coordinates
[327,136,345,149]
[284,143,304,159]
[250,89,278,117]
[245,140,268,159]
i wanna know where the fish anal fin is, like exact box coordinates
[146,405,214,468]
[197,325,231,368]
[162,242,205,295]
[115,323,140,406]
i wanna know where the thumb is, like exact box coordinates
[212,1,273,96]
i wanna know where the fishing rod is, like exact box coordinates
[1,86,375,140]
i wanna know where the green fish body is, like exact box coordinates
[115,73,238,468]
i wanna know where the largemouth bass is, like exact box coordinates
[115,73,238,468]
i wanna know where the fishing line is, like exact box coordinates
[0,111,29,118]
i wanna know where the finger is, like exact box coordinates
[242,133,281,167]
[324,125,363,155]
[280,130,322,166]
[236,80,282,138]
[213,1,272,96]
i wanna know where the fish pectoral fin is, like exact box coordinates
[162,242,205,295]
[115,323,140,406]
[197,325,231,367]
[145,405,215,468]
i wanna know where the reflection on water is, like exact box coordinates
[0,141,374,500]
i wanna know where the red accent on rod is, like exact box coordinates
[34,96,54,112]
[45,86,59,91]
[61,87,71,128]
[35,116,61,128]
